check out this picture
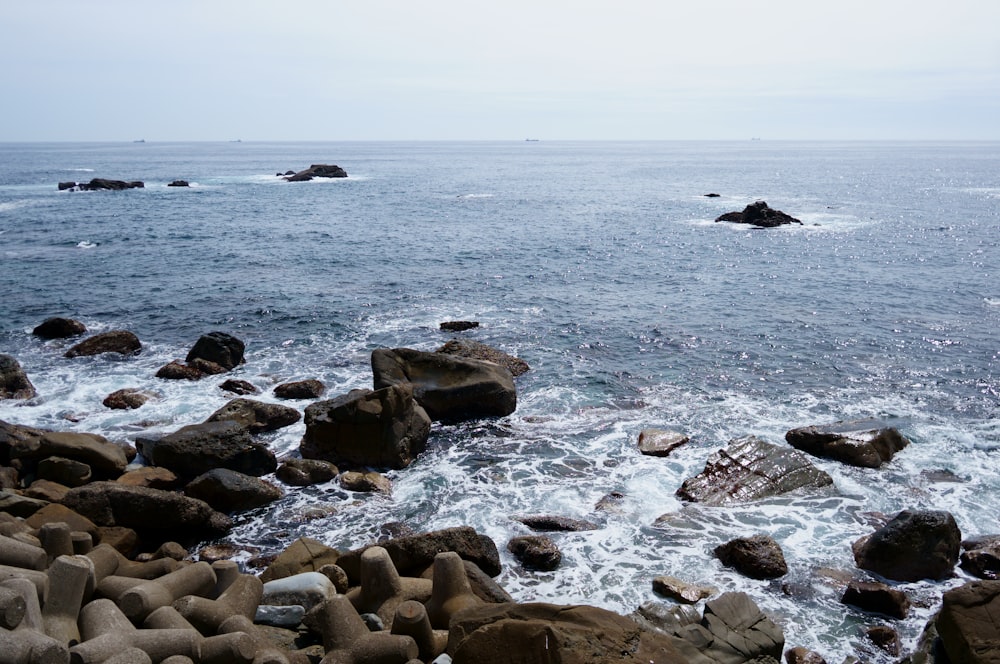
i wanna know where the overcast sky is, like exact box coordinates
[3,1,998,141]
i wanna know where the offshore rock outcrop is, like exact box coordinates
[282,164,348,181]
[715,200,802,227]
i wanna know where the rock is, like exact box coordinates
[155,360,203,380]
[852,509,961,582]
[58,181,76,190]
[185,331,245,370]
[36,455,92,487]
[32,317,86,339]
[439,321,479,332]
[676,436,833,506]
[205,398,301,433]
[935,580,1000,664]
[866,625,901,656]
[339,470,391,494]
[65,330,141,358]
[260,537,341,582]
[262,571,335,611]
[714,535,788,579]
[7,429,129,478]
[511,515,599,532]
[24,478,70,503]
[652,576,717,604]
[136,420,277,481]
[785,418,910,468]
[372,347,516,421]
[166,180,189,187]
[961,535,1000,580]
[75,178,144,191]
[841,580,909,619]
[0,489,49,517]
[704,193,721,198]
[0,355,36,400]
[714,200,802,227]
[337,526,501,584]
[103,388,150,410]
[637,428,689,457]
[273,380,325,400]
[447,602,688,664]
[24,502,99,539]
[219,379,257,395]
[435,339,530,378]
[184,468,283,513]
[283,164,348,181]
[669,591,785,663]
[61,481,231,537]
[785,646,828,664]
[114,466,180,489]
[507,535,561,571]
[0,466,18,490]
[255,604,305,629]
[300,384,431,470]
[275,458,338,487]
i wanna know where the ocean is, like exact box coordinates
[1,140,998,661]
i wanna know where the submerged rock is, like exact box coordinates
[439,321,479,332]
[60,178,145,191]
[715,200,802,227]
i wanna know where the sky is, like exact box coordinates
[2,1,998,141]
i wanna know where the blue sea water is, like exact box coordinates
[1,140,998,661]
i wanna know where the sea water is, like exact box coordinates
[1,140,998,661]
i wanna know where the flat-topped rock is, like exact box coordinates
[283,164,348,181]
[785,417,910,468]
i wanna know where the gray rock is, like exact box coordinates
[652,576,717,604]
[183,468,283,513]
[936,579,1000,664]
[62,481,231,535]
[7,429,128,478]
[511,515,599,532]
[785,418,910,468]
[205,398,301,433]
[852,509,961,582]
[273,380,325,400]
[254,604,305,628]
[136,420,276,481]
[261,571,335,611]
[638,428,689,457]
[669,591,785,663]
[507,535,561,571]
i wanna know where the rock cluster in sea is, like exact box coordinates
[3,317,999,662]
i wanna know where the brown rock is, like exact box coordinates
[439,321,479,332]
[339,470,391,494]
[866,625,901,656]
[115,466,180,489]
[97,526,138,554]
[103,388,151,410]
[0,355,37,400]
[785,646,828,664]
[436,338,530,378]
[24,502,99,540]
[184,468,283,513]
[136,420,276,481]
[852,509,961,582]
[24,479,71,503]
[65,330,141,358]
[219,379,257,395]
[652,576,716,604]
[507,535,561,571]
[714,535,788,579]
[841,580,910,619]
[260,537,341,583]
[512,515,599,532]
[8,430,128,479]
[935,579,1000,664]
[155,360,203,380]
[185,332,245,370]
[205,398,301,433]
[36,456,91,487]
[275,458,338,487]
[273,380,325,400]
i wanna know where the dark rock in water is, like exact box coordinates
[337,525,501,583]
[155,360,204,380]
[205,397,301,433]
[715,200,802,227]
[136,419,277,481]
[65,330,141,358]
[676,435,833,506]
[436,338,530,377]
[58,181,76,190]
[219,379,258,395]
[300,383,431,470]
[852,509,961,582]
[0,354,37,400]
[704,193,721,198]
[439,320,479,332]
[785,417,910,468]
[284,164,348,181]
[960,535,1000,580]
[936,579,1000,664]
[512,514,599,532]
[339,470,391,494]
[67,178,145,191]
[275,458,339,487]
[184,468,283,513]
[189,358,227,375]
[372,347,517,421]
[32,317,86,339]
[185,331,245,371]
[785,646,828,664]
[507,535,561,571]
[841,580,910,619]
[866,626,902,656]
[102,388,151,410]
[283,170,295,176]
[714,534,788,579]
[448,602,689,664]
[273,379,325,399]
[166,180,189,187]
[637,428,689,457]
[6,427,129,478]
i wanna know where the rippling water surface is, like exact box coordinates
[1,140,998,662]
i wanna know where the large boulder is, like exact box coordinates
[371,347,516,422]
[715,200,802,227]
[935,580,1000,664]
[283,164,348,181]
[184,468,283,513]
[714,535,788,579]
[676,436,833,506]
[299,384,431,470]
[436,339,530,377]
[785,418,909,468]
[65,330,141,358]
[205,398,301,433]
[961,535,1000,580]
[185,332,245,371]
[32,317,86,339]
[7,429,129,478]
[136,420,277,481]
[507,535,561,571]
[0,355,36,400]
[852,509,961,582]
[447,602,689,664]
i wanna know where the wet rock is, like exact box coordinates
[935,579,1000,664]
[300,384,431,470]
[184,468,283,513]
[339,470,391,494]
[715,200,802,227]
[275,458,338,487]
[136,420,277,481]
[372,347,517,421]
[511,515,599,532]
[960,535,1000,580]
[8,429,129,479]
[219,379,257,395]
[852,509,961,582]
[273,379,325,400]
[185,331,245,371]
[785,646,828,663]
[436,338,530,378]
[205,398,301,433]
[155,360,203,380]
[103,388,151,410]
[0,355,36,400]
[75,178,145,191]
[866,625,901,656]
[841,580,910,619]
[507,535,561,571]
[283,164,348,181]
[714,534,788,579]
[439,321,479,332]
[652,576,716,604]
[785,418,910,468]
[260,537,341,582]
[637,428,689,457]
[64,330,141,358]
[166,180,189,187]
[676,436,833,506]
[669,591,785,663]
[32,317,86,339]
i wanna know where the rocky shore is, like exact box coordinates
[1,320,998,663]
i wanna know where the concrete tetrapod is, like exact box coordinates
[310,595,417,664]
[0,583,28,629]
[345,547,431,629]
[0,565,48,604]
[86,545,180,584]
[173,574,262,633]
[390,601,447,662]
[42,555,93,645]
[423,552,483,630]
[0,534,48,571]
[38,524,74,565]
[118,562,217,622]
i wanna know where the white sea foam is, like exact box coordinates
[76,241,98,249]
